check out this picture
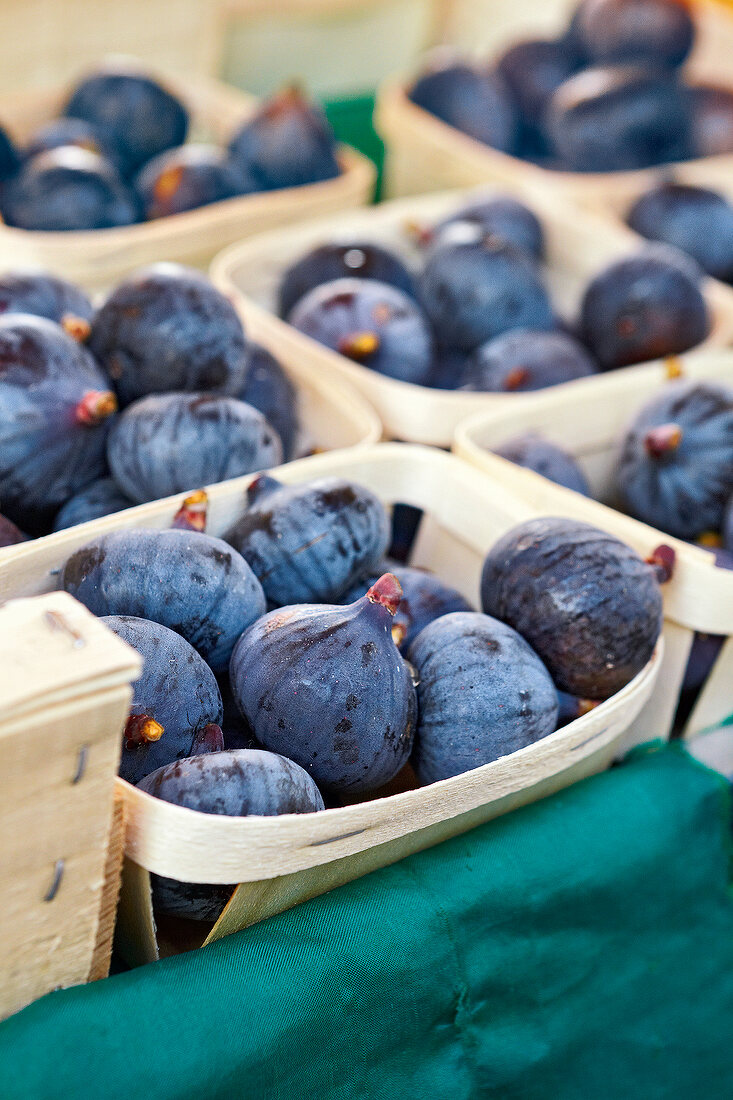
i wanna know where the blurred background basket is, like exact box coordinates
[211,186,733,446]
[374,0,733,203]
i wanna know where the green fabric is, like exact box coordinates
[1,743,731,1100]
[323,94,384,199]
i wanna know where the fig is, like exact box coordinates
[225,475,390,606]
[408,612,558,783]
[62,528,266,673]
[0,314,116,534]
[229,574,416,792]
[53,477,133,531]
[138,749,325,920]
[492,432,591,495]
[480,517,666,698]
[102,615,223,785]
[616,380,733,539]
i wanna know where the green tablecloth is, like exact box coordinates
[1,742,731,1099]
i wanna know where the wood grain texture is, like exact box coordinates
[0,67,375,292]
[88,790,127,982]
[374,0,733,204]
[0,593,140,1021]
[210,187,733,446]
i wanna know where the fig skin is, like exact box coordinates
[229,575,416,793]
[409,57,520,154]
[480,517,664,699]
[493,432,591,496]
[0,314,116,535]
[106,391,282,504]
[237,342,298,461]
[616,381,733,540]
[62,528,266,673]
[103,615,223,786]
[408,612,559,784]
[89,264,249,407]
[278,241,416,319]
[52,477,132,531]
[432,195,545,260]
[0,512,26,547]
[225,475,390,607]
[138,749,324,921]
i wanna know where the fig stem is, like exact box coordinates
[75,389,118,426]
[61,314,91,343]
[172,489,208,532]
[338,331,380,362]
[191,723,224,754]
[366,573,403,617]
[646,543,676,584]
[503,366,530,392]
[125,714,164,748]
[645,423,682,458]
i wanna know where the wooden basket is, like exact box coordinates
[0,592,139,1021]
[454,349,733,746]
[0,443,663,969]
[210,186,733,447]
[0,65,376,292]
[373,0,733,204]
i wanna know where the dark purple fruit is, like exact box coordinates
[480,517,666,698]
[409,55,519,153]
[288,277,433,385]
[138,749,324,920]
[687,84,733,157]
[493,432,591,495]
[52,477,132,531]
[23,118,123,170]
[228,86,339,191]
[0,123,19,181]
[461,328,597,392]
[0,512,26,547]
[580,245,710,369]
[64,67,188,175]
[418,223,555,352]
[63,527,266,673]
[230,574,416,792]
[616,380,733,539]
[725,500,733,552]
[496,38,580,153]
[0,315,116,534]
[237,343,298,461]
[135,144,244,219]
[89,264,249,407]
[340,563,474,652]
[107,392,282,504]
[102,614,222,785]
[0,271,92,340]
[573,0,694,67]
[627,183,733,282]
[432,195,544,260]
[546,66,691,172]
[1,147,141,231]
[407,611,558,783]
[225,475,389,606]
[278,241,415,319]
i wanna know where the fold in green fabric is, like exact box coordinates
[1,742,731,1100]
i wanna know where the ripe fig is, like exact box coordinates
[102,615,223,785]
[492,432,591,495]
[225,475,389,606]
[229,574,416,793]
[408,612,558,783]
[138,749,325,920]
[62,528,266,673]
[0,314,116,534]
[616,380,733,539]
[480,517,665,698]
